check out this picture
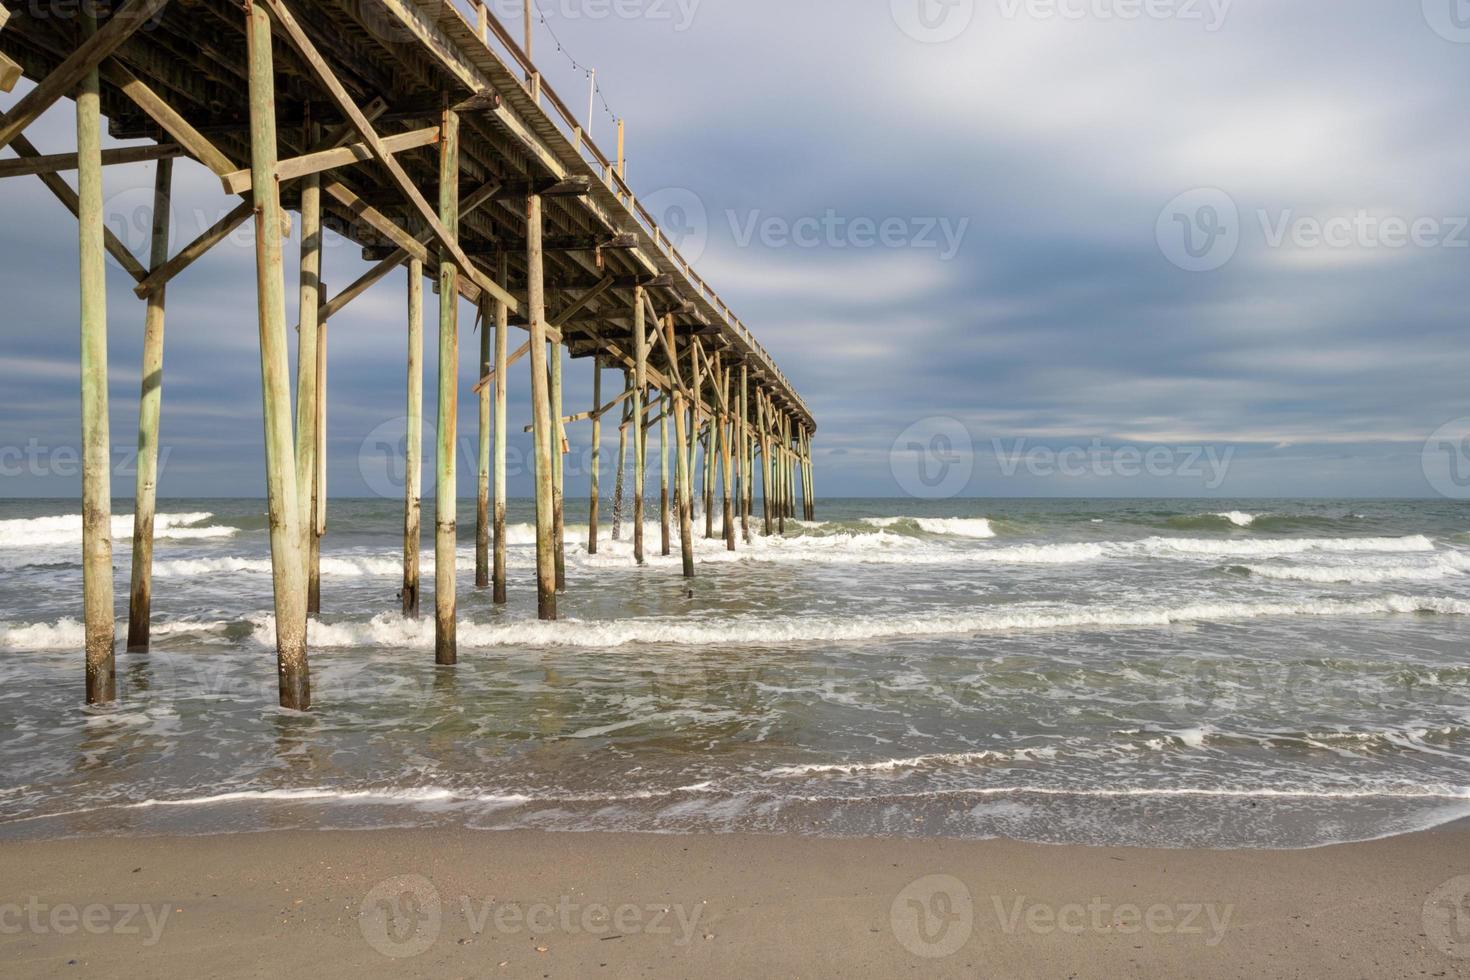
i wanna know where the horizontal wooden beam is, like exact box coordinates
[0,0,170,152]
[470,233,637,255]
[0,142,184,179]
[220,124,441,195]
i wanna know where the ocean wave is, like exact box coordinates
[1127,535,1434,558]
[243,594,1470,652]
[863,516,996,538]
[0,617,233,651]
[0,512,233,550]
[1232,553,1470,584]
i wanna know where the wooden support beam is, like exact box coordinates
[551,327,567,590]
[469,232,638,255]
[132,201,251,298]
[527,191,557,619]
[102,62,236,178]
[77,10,114,704]
[0,52,18,95]
[739,364,751,541]
[612,369,630,542]
[670,315,695,578]
[220,124,440,195]
[474,339,529,393]
[260,0,517,314]
[310,290,327,615]
[0,142,184,179]
[550,276,615,330]
[295,123,323,616]
[125,157,172,654]
[246,0,310,710]
[318,178,501,322]
[0,0,170,153]
[720,364,735,551]
[492,253,509,605]
[588,358,602,556]
[632,285,648,565]
[476,297,491,591]
[404,258,423,617]
[530,387,632,432]
[660,389,671,557]
[433,103,460,664]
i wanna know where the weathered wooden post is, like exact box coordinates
[803,427,816,520]
[668,316,695,578]
[719,365,735,551]
[660,389,671,556]
[632,285,647,565]
[612,369,629,541]
[246,0,309,709]
[125,157,172,653]
[434,103,460,664]
[295,121,322,615]
[587,357,601,554]
[491,253,509,605]
[738,362,750,542]
[527,191,557,619]
[475,296,491,589]
[551,333,566,590]
[759,390,772,536]
[403,258,422,617]
[78,7,114,702]
[310,298,326,612]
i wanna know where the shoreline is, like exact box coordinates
[2,824,1467,977]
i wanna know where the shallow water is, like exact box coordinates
[2,497,1468,848]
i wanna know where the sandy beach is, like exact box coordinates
[2,823,1467,977]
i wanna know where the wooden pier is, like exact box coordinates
[0,0,816,710]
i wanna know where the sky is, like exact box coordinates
[4,0,1470,501]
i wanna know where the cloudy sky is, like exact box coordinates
[4,0,1470,500]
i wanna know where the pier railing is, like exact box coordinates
[443,0,809,422]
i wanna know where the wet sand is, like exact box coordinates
[2,824,1468,977]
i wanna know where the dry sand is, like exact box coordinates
[2,824,1469,977]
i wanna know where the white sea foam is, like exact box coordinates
[0,617,232,651]
[1216,511,1257,527]
[1236,553,1470,584]
[767,747,1058,776]
[1127,535,1434,558]
[863,516,996,538]
[0,512,231,549]
[243,594,1470,652]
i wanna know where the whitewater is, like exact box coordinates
[2,496,1469,849]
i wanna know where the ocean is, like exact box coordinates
[1,497,1468,848]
